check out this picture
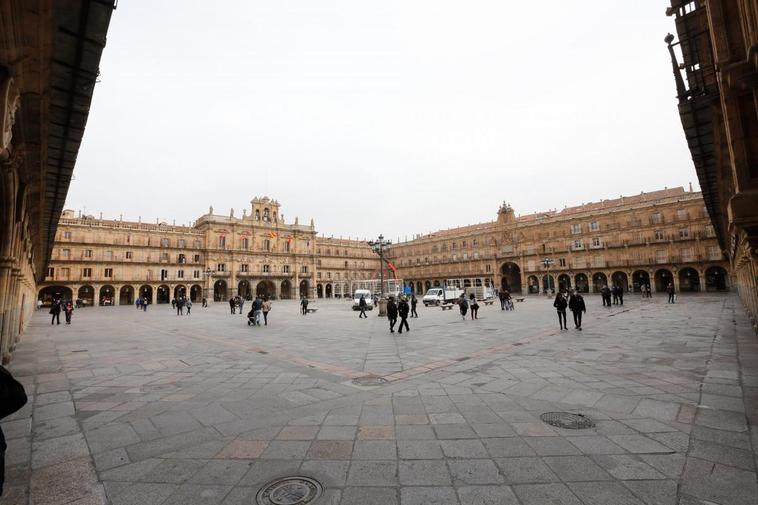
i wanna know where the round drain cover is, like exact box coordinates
[540,412,595,430]
[256,476,323,505]
[352,375,387,386]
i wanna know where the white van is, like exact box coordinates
[352,289,374,310]
[422,287,463,306]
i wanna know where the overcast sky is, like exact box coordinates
[66,0,696,241]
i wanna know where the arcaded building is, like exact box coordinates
[387,187,729,296]
[38,197,381,306]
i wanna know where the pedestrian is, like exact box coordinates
[568,289,586,331]
[49,299,61,325]
[410,294,418,318]
[136,298,141,310]
[499,289,506,310]
[398,296,410,333]
[36,299,42,311]
[63,300,74,325]
[252,295,263,325]
[171,298,177,310]
[612,285,619,305]
[229,297,236,314]
[186,298,192,315]
[553,289,568,330]
[301,296,309,315]
[0,364,28,497]
[469,293,479,320]
[667,282,676,303]
[238,296,244,314]
[358,295,368,318]
[142,297,148,311]
[387,296,398,333]
[202,297,207,308]
[262,297,272,325]
[617,286,624,305]
[504,289,513,311]
[176,297,184,316]
[458,294,468,321]
[645,284,652,298]
[601,285,611,307]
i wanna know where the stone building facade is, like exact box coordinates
[387,187,730,296]
[666,0,758,330]
[38,197,381,306]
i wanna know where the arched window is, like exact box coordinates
[255,210,260,221]
[264,239,271,251]
[241,237,249,250]
[218,235,226,248]
[263,208,270,222]
[160,237,169,247]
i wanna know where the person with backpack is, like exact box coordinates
[553,289,568,330]
[568,289,586,331]
[0,365,28,496]
[387,296,398,333]
[229,297,236,314]
[458,294,469,321]
[398,296,410,334]
[262,297,272,325]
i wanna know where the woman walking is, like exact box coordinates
[458,294,468,321]
[568,289,586,331]
[469,293,479,320]
[553,289,568,331]
[64,300,74,325]
[262,297,272,325]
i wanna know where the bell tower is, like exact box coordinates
[497,201,515,225]
[250,196,280,224]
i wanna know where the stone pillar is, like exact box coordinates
[114,285,121,306]
[673,270,681,293]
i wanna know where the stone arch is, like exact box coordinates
[174,284,187,300]
[654,269,673,292]
[139,285,153,304]
[190,284,203,302]
[557,274,571,290]
[542,275,555,292]
[213,280,227,301]
[316,283,324,298]
[257,280,276,299]
[632,270,650,292]
[424,281,431,291]
[78,285,95,306]
[705,266,729,291]
[238,280,251,299]
[325,283,333,298]
[592,272,607,293]
[119,285,135,305]
[299,279,309,298]
[678,267,700,292]
[99,285,116,306]
[574,274,589,293]
[157,284,171,303]
[527,275,539,294]
[611,271,629,291]
[500,262,522,293]
[38,286,72,306]
[280,280,292,299]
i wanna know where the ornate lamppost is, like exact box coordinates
[203,268,213,302]
[368,234,391,315]
[542,257,554,296]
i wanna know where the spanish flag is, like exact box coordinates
[387,261,397,274]
[268,231,277,239]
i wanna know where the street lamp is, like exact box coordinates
[368,234,392,299]
[203,268,213,302]
[542,257,554,295]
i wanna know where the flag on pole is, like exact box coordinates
[387,261,397,274]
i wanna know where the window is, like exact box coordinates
[705,225,715,237]
[707,246,721,260]
[485,264,491,272]
[571,224,582,234]
[263,264,271,273]
[590,221,599,231]
[178,239,186,248]
[677,208,688,220]
[104,268,113,278]
[160,252,169,261]
[656,250,668,263]
[283,265,290,273]
[591,237,601,248]
[263,208,270,222]
[193,270,200,279]
[264,239,271,251]
[301,266,308,274]
[462,240,467,248]
[178,254,186,264]
[61,248,70,258]
[681,248,694,262]
[679,227,689,238]
[104,250,113,260]
[317,272,322,279]
[82,268,92,278]
[284,240,290,252]
[63,231,71,239]
[193,254,200,263]
[559,258,566,267]
[46,267,54,279]
[160,269,168,280]
[84,249,93,258]
[60,268,70,279]
[177,270,184,279]
[241,237,249,250]
[218,235,226,248]
[240,264,249,273]
[193,239,202,248]
[160,238,169,247]
[327,272,331,279]
[217,263,226,272]
[572,239,583,250]
[651,213,662,224]
[126,251,133,259]
[655,230,665,241]
[126,234,131,244]
[317,259,322,267]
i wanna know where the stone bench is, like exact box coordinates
[306,308,318,313]
[440,304,455,311]
[483,300,494,306]
[515,298,525,302]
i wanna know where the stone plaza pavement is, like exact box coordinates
[1,293,757,505]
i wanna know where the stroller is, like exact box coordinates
[247,309,262,326]
[504,297,514,311]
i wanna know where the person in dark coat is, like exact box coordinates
[553,290,568,330]
[601,286,611,307]
[458,294,469,321]
[387,297,398,333]
[0,364,28,496]
[176,297,184,316]
[229,297,236,314]
[611,285,619,305]
[410,295,418,318]
[667,283,675,303]
[398,297,410,333]
[63,301,74,325]
[358,295,368,319]
[49,299,61,325]
[499,289,507,310]
[617,286,624,305]
[568,290,586,331]
[301,296,309,315]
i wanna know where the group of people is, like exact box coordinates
[171,296,192,315]
[48,298,74,325]
[553,289,587,331]
[498,289,514,311]
[386,295,411,333]
[600,285,625,306]
[135,297,150,311]
[247,296,273,326]
[457,293,480,320]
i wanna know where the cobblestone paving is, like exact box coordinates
[2,294,757,505]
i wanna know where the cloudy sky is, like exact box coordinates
[66,0,695,241]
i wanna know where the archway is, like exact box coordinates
[632,270,650,292]
[190,284,203,302]
[257,280,276,299]
[500,262,522,293]
[654,269,673,292]
[280,280,292,299]
[157,284,171,304]
[574,274,589,293]
[527,275,539,294]
[424,281,431,291]
[433,280,441,287]
[299,280,309,298]
[592,273,607,293]
[99,285,116,306]
[678,267,700,292]
[78,285,95,306]
[416,282,422,294]
[38,286,73,306]
[705,266,729,291]
[542,275,555,292]
[174,285,187,300]
[214,280,227,301]
[316,284,324,298]
[119,285,135,305]
[139,285,153,304]
[611,271,628,291]
[325,284,333,298]
[238,280,251,299]
[557,274,571,291]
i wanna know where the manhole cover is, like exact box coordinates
[256,476,323,505]
[540,412,595,430]
[352,375,387,386]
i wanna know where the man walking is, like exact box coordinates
[667,283,676,303]
[238,296,244,315]
[387,296,398,333]
[186,298,192,315]
[398,296,410,334]
[358,295,368,319]
[410,294,418,318]
[142,297,148,311]
[499,289,506,310]
[612,285,619,305]
[617,286,624,305]
[252,295,264,325]
[229,297,236,314]
[568,289,586,331]
[176,297,184,316]
[49,299,61,325]
[301,296,309,315]
[553,289,568,331]
[458,294,468,321]
[202,297,207,308]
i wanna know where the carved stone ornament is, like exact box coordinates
[1,76,21,159]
